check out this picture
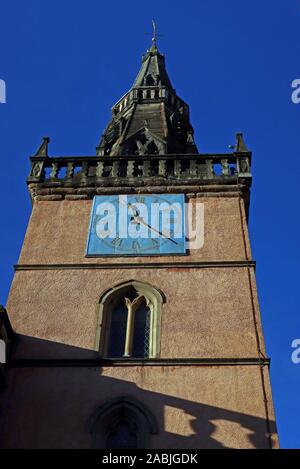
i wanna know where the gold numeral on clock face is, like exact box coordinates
[112,237,123,247]
[151,239,159,248]
[135,196,145,204]
[132,240,141,252]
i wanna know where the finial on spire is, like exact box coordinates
[145,19,163,49]
[152,19,157,46]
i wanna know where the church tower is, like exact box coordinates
[0,34,278,449]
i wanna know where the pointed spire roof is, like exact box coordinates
[131,44,174,91]
[97,36,198,156]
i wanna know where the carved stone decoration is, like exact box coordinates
[81,162,89,182]
[198,163,208,177]
[112,161,119,178]
[206,159,214,178]
[127,161,135,177]
[174,160,182,178]
[96,161,104,178]
[221,159,229,176]
[158,159,166,177]
[50,163,59,179]
[142,160,151,177]
[189,160,198,177]
[125,132,165,156]
[66,162,74,179]
[30,162,43,178]
[239,158,249,174]
[146,140,156,155]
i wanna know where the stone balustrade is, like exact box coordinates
[27,153,252,187]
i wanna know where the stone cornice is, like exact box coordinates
[8,357,270,367]
[14,260,256,271]
[28,182,248,195]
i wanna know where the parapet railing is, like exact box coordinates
[27,153,252,186]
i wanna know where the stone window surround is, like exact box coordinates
[95,280,165,359]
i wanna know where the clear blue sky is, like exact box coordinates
[0,0,299,449]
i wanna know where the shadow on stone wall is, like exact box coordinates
[0,334,277,449]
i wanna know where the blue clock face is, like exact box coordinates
[86,194,186,256]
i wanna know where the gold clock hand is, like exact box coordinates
[119,199,139,217]
[119,199,179,245]
[137,218,178,245]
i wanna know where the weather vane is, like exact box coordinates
[145,19,163,46]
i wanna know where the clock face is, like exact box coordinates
[86,194,186,256]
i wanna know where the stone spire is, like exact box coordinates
[96,41,198,156]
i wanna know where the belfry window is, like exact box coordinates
[96,281,164,359]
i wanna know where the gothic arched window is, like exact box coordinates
[90,397,158,449]
[96,280,165,359]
